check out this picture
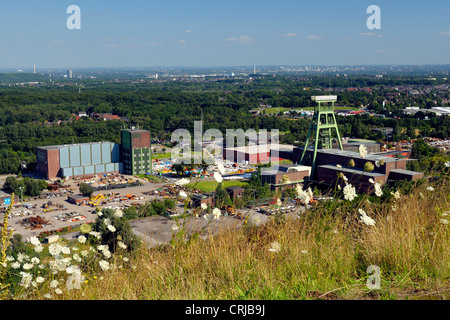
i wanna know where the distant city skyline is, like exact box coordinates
[0,0,449,69]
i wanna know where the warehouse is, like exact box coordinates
[36,141,123,180]
[223,143,295,164]
[260,164,312,192]
[35,128,152,180]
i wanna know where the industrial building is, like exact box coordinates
[223,143,295,164]
[261,164,312,192]
[259,95,424,193]
[121,128,152,175]
[35,128,152,180]
[36,141,122,180]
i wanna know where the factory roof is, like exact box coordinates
[224,143,295,154]
[36,141,115,150]
[318,165,386,178]
[389,169,424,176]
[316,149,399,163]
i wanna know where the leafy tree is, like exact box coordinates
[79,183,94,198]
[94,208,140,253]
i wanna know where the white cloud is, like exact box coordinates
[305,35,322,40]
[281,33,298,38]
[178,39,187,44]
[225,35,253,43]
[437,31,450,36]
[185,30,192,34]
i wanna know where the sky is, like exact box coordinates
[0,0,449,69]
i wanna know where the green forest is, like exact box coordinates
[0,74,449,175]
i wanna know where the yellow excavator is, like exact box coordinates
[89,194,106,207]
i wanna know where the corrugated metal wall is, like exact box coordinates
[58,142,122,178]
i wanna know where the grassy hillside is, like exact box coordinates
[2,175,449,300]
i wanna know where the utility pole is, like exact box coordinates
[18,186,24,214]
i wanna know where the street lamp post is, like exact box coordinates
[18,186,24,214]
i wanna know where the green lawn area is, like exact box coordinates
[152,153,172,159]
[187,180,248,192]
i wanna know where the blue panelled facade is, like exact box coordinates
[46,142,122,179]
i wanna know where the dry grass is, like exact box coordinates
[51,182,450,300]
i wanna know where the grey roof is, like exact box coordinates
[36,141,116,150]
[317,149,398,163]
[318,165,386,178]
[389,169,423,175]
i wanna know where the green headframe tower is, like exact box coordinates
[299,95,343,179]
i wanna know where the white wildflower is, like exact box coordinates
[391,190,401,200]
[97,245,108,252]
[426,186,435,191]
[11,262,20,269]
[118,241,127,250]
[368,178,374,184]
[89,231,101,239]
[343,183,357,201]
[217,162,226,175]
[99,260,110,271]
[31,257,40,264]
[17,253,28,263]
[296,187,311,204]
[55,288,63,295]
[268,241,281,253]
[114,209,124,218]
[48,243,62,257]
[179,190,187,199]
[30,236,40,246]
[36,276,45,284]
[246,213,263,227]
[214,172,223,183]
[65,266,76,274]
[212,208,221,220]
[359,208,376,226]
[61,246,71,255]
[171,224,179,231]
[77,235,87,244]
[359,144,368,158]
[102,249,111,259]
[50,280,59,288]
[22,263,33,270]
[107,225,116,233]
[34,244,44,253]
[201,202,208,210]
[72,253,82,263]
[440,219,449,225]
[20,272,33,288]
[374,183,383,197]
